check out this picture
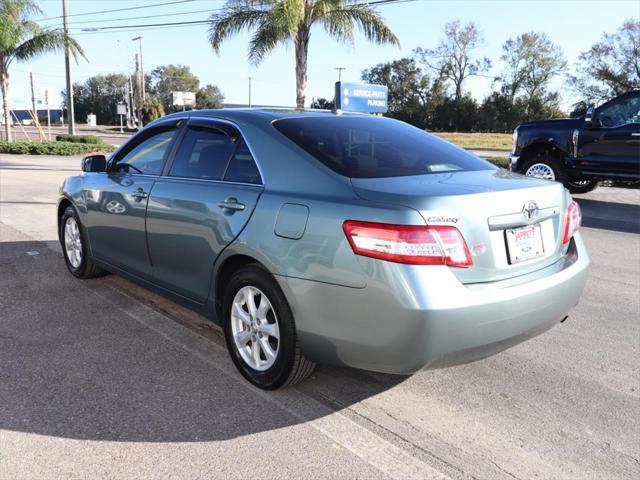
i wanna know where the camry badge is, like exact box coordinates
[522,200,539,220]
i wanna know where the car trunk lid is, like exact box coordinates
[351,169,569,283]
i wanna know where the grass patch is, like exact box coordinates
[0,140,115,155]
[55,134,104,144]
[434,132,512,151]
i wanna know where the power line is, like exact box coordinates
[44,8,215,29]
[67,0,418,34]
[35,0,198,22]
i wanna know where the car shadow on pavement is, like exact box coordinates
[574,198,640,234]
[0,239,406,443]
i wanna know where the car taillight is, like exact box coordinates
[562,201,581,244]
[343,220,472,267]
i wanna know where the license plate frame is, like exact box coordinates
[505,224,545,264]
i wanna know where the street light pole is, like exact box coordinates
[248,76,252,108]
[62,0,75,134]
[335,67,346,82]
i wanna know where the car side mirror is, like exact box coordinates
[81,155,107,173]
[584,106,595,127]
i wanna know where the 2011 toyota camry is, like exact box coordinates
[58,109,590,389]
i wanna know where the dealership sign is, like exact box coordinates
[334,82,388,113]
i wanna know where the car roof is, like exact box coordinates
[157,108,369,126]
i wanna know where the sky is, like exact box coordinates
[8,0,640,111]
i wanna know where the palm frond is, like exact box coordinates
[248,16,290,64]
[319,3,399,47]
[208,4,272,53]
[12,29,87,63]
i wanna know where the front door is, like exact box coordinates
[85,123,181,278]
[146,119,263,302]
[578,92,640,178]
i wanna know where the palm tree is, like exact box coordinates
[209,0,399,109]
[0,0,85,141]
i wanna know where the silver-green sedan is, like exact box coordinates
[58,110,589,389]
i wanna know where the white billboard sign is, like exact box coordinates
[172,91,196,107]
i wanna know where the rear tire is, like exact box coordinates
[567,178,599,194]
[222,264,315,390]
[521,151,568,186]
[60,206,107,279]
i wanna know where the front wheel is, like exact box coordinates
[60,206,107,279]
[222,265,315,390]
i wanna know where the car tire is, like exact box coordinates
[60,205,107,279]
[567,178,599,194]
[521,151,568,186]
[222,264,315,390]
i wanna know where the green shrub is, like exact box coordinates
[0,140,115,156]
[55,134,104,145]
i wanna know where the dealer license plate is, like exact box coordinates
[505,224,544,264]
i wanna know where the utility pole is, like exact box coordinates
[132,37,145,102]
[134,53,143,129]
[45,90,51,141]
[248,76,252,108]
[29,72,44,141]
[62,0,75,134]
[335,67,346,82]
[132,36,144,127]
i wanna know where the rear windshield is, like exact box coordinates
[273,116,494,178]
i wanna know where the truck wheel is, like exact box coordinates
[521,152,568,185]
[567,178,598,194]
[222,264,315,390]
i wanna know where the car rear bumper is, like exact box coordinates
[277,233,589,374]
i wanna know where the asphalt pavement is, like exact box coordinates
[1,154,639,479]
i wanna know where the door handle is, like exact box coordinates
[218,198,245,211]
[631,133,640,137]
[131,188,148,200]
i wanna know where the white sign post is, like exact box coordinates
[116,103,127,133]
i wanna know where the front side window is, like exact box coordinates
[170,125,236,180]
[598,94,640,128]
[115,128,176,175]
[273,116,493,179]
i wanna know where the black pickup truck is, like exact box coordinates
[509,90,640,193]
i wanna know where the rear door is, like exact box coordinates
[145,118,263,303]
[578,91,640,178]
[85,121,181,278]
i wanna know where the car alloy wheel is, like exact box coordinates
[525,162,556,181]
[230,286,280,371]
[63,216,83,268]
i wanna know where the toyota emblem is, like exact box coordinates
[522,200,539,220]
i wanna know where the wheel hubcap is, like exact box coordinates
[231,286,280,371]
[64,217,82,268]
[525,163,556,181]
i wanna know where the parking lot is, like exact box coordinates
[1,154,639,479]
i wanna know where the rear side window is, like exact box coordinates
[273,116,493,178]
[224,139,262,184]
[170,125,235,180]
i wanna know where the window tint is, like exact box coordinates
[273,116,493,178]
[598,94,640,128]
[170,125,236,179]
[116,128,176,175]
[223,139,262,184]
